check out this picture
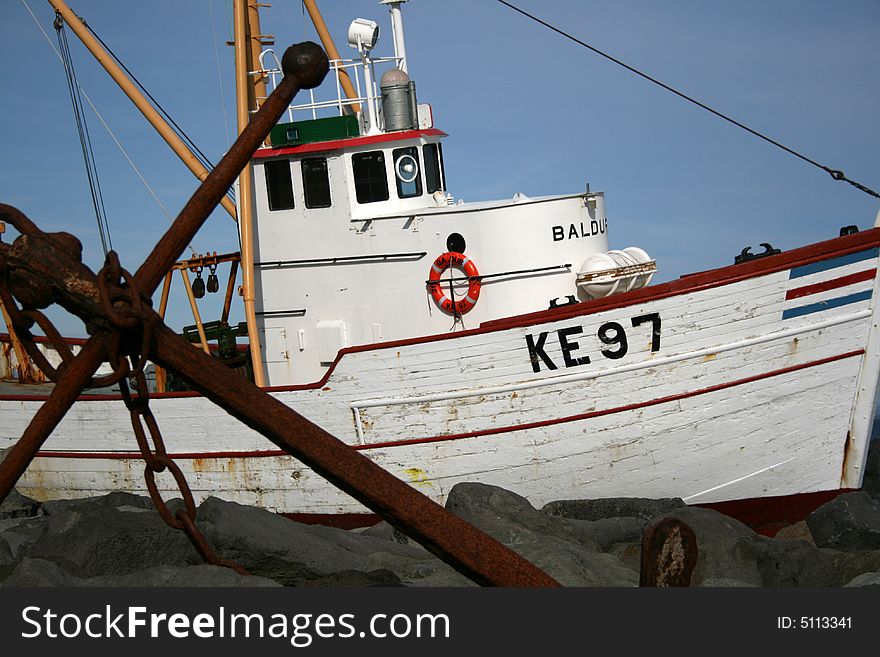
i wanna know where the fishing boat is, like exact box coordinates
[2,0,879,530]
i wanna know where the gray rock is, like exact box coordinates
[358,521,422,548]
[739,536,841,586]
[699,578,759,587]
[826,550,880,586]
[657,507,762,586]
[363,550,475,587]
[301,569,403,587]
[1,557,73,586]
[0,489,40,519]
[568,517,647,551]
[739,533,880,586]
[773,521,815,545]
[0,515,48,560]
[542,497,685,522]
[0,535,14,572]
[445,483,637,586]
[40,491,155,516]
[445,483,600,551]
[27,496,201,577]
[196,497,435,586]
[844,570,880,587]
[606,542,642,573]
[1,557,280,587]
[806,491,880,551]
[862,440,880,496]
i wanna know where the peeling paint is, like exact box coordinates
[404,467,432,488]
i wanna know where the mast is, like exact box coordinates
[233,0,266,387]
[380,0,409,73]
[47,0,238,223]
[302,0,361,113]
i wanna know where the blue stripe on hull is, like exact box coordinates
[789,248,879,279]
[782,290,873,319]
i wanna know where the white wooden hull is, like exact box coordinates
[3,231,880,516]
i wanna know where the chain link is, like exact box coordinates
[96,255,250,576]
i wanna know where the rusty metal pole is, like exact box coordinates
[0,336,107,501]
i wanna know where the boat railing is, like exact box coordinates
[259,50,403,126]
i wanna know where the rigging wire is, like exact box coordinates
[495,0,879,200]
[83,20,237,206]
[21,0,197,256]
[54,14,113,256]
[209,0,233,148]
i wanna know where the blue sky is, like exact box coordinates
[1,0,878,337]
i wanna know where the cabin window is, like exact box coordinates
[264,159,295,211]
[302,157,332,208]
[423,143,445,194]
[352,151,389,204]
[392,147,423,199]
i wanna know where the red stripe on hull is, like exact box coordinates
[785,269,876,300]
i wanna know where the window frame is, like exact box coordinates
[264,159,295,211]
[392,146,423,199]
[301,157,332,209]
[351,150,390,204]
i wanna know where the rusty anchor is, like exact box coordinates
[0,42,559,588]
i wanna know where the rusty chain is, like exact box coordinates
[99,257,249,576]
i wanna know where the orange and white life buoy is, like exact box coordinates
[427,252,481,314]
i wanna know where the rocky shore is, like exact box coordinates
[1,441,878,587]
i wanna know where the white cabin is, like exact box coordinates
[244,8,651,385]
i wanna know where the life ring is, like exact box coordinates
[427,252,481,314]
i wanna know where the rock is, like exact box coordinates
[826,550,880,586]
[845,570,880,587]
[446,483,600,551]
[40,491,155,516]
[0,489,40,519]
[27,493,201,577]
[773,521,815,545]
[445,483,637,586]
[196,497,434,586]
[0,535,14,572]
[657,507,762,586]
[542,497,685,522]
[0,515,48,561]
[699,578,759,587]
[739,533,880,586]
[2,557,73,586]
[606,542,641,573]
[739,536,840,586]
[363,550,475,587]
[863,440,880,496]
[568,517,647,551]
[1,557,280,587]
[358,521,421,548]
[806,492,880,551]
[301,569,403,587]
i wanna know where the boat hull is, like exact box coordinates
[3,229,880,517]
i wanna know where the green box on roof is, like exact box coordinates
[269,114,361,148]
